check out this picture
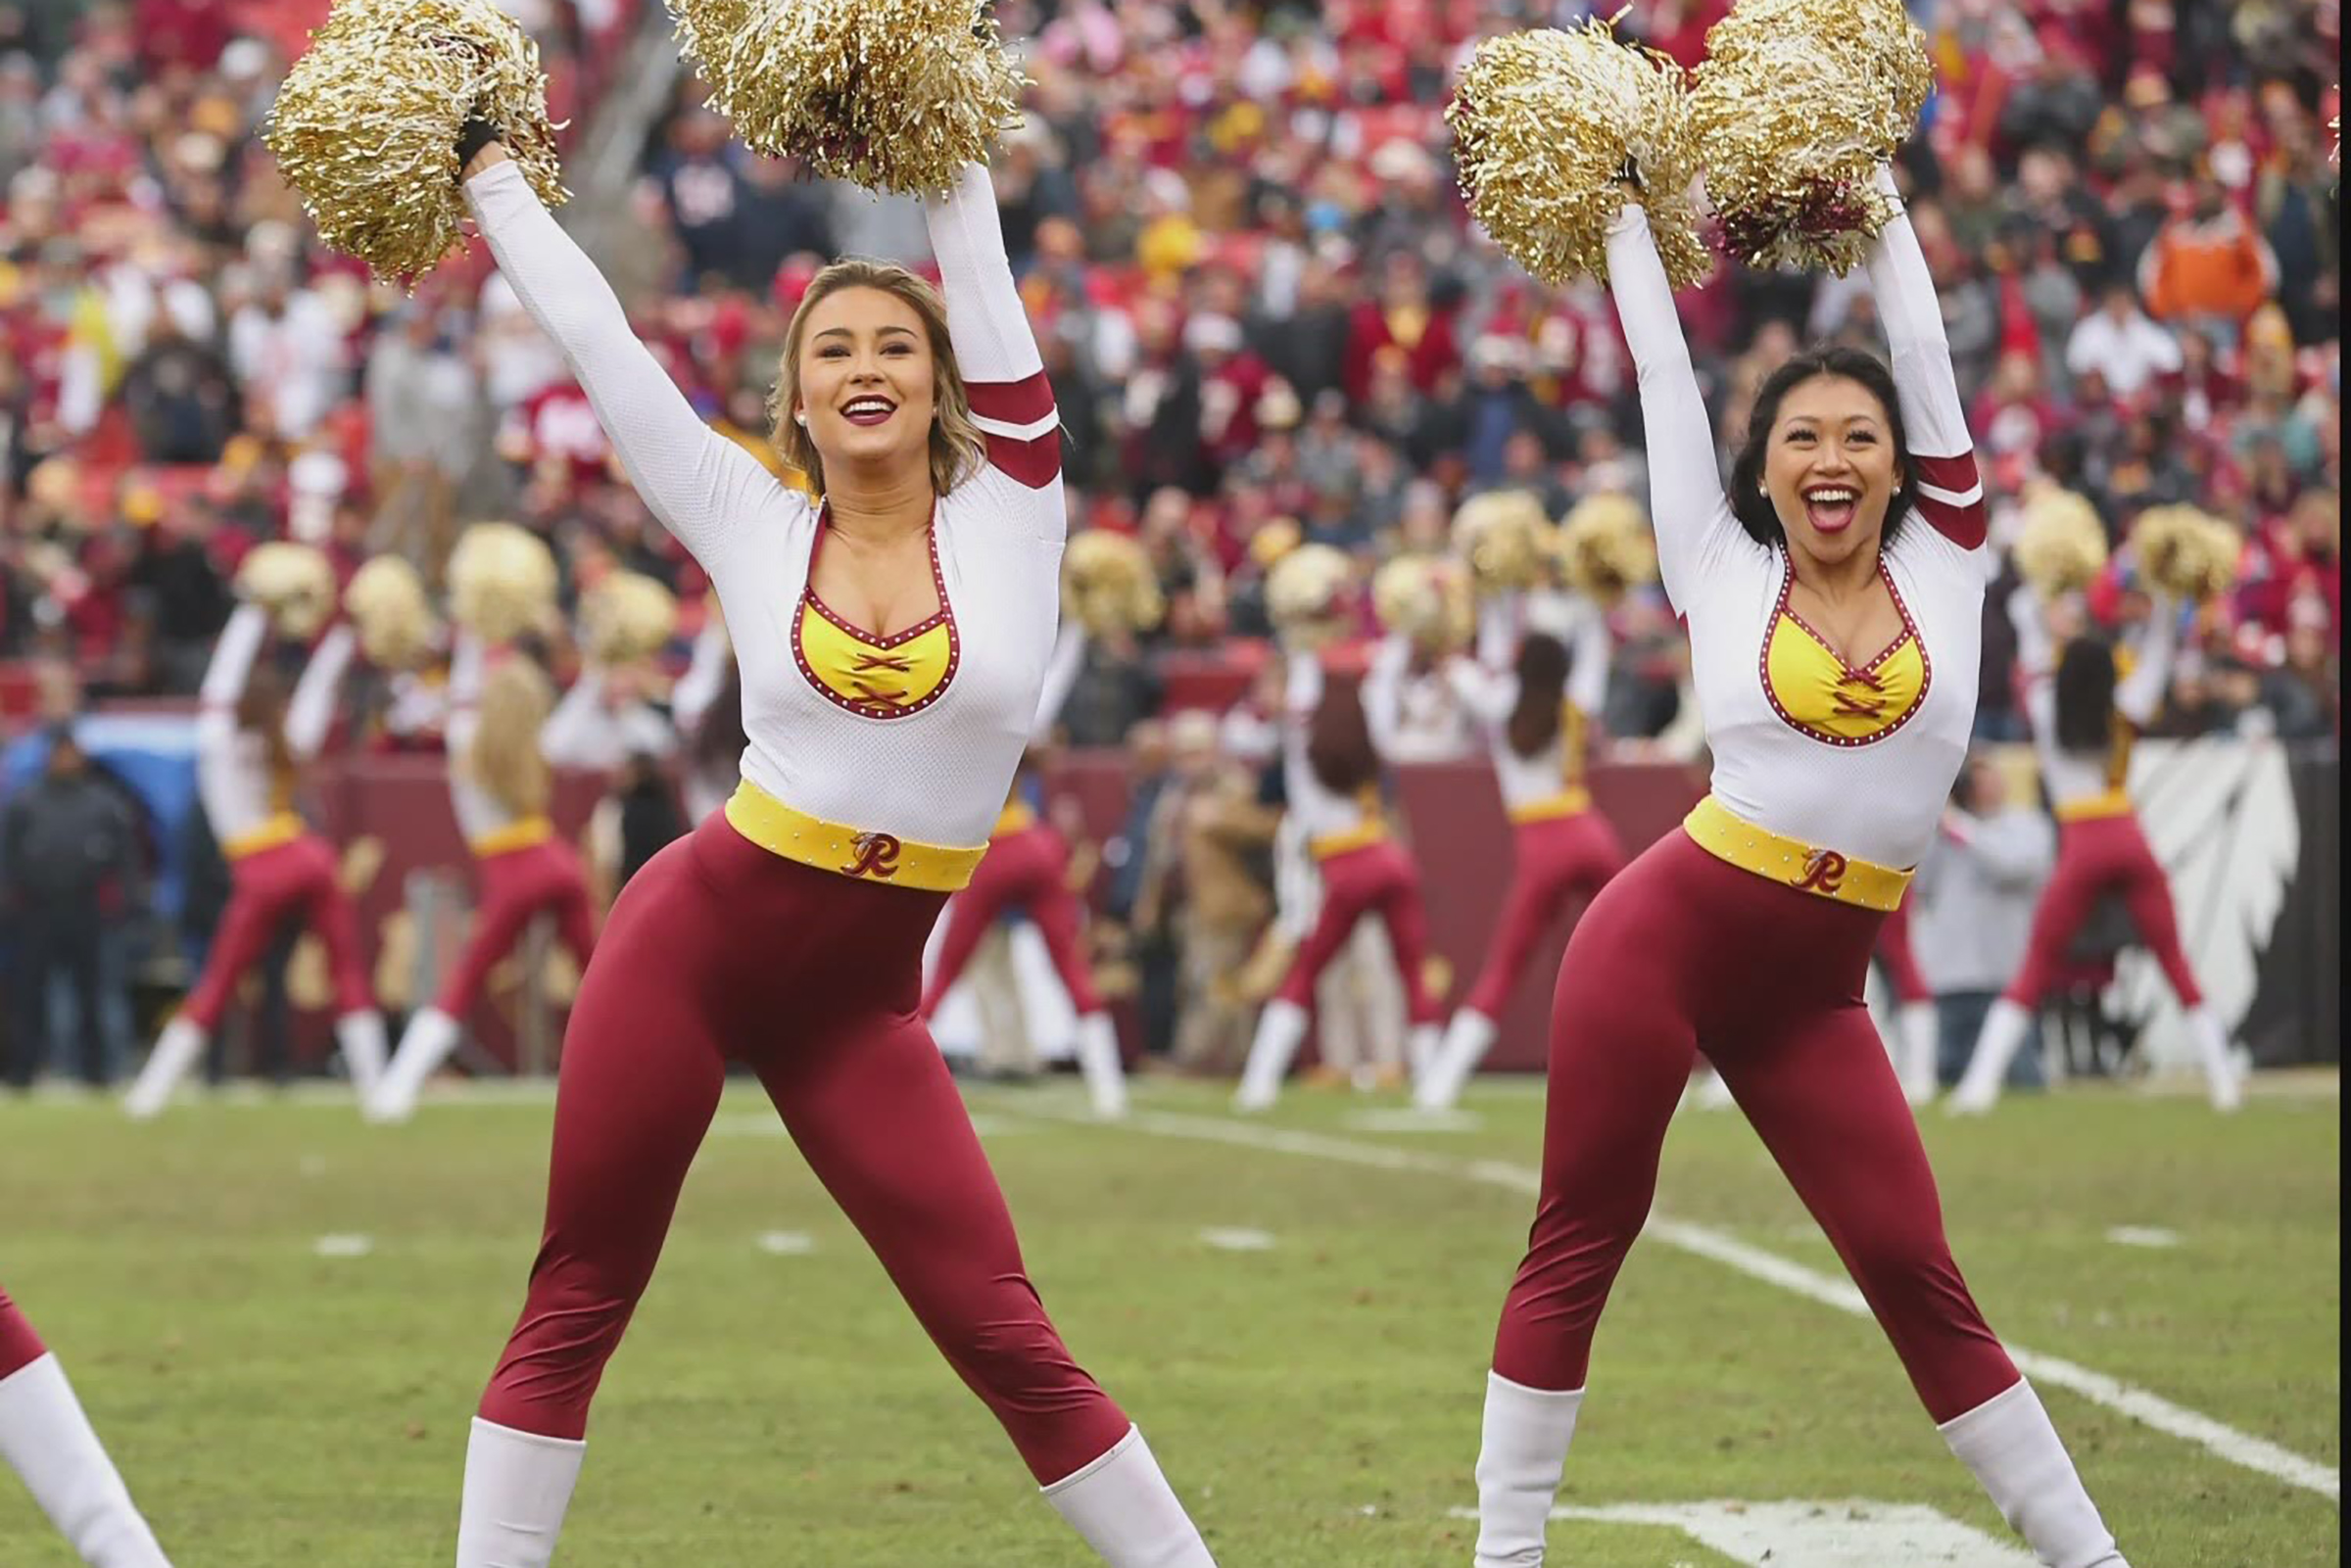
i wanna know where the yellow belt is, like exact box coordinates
[471,816,553,858]
[2055,788,2135,824]
[221,812,304,861]
[1682,795,1913,913]
[1509,787,1593,826]
[1308,819,1388,861]
[991,799,1036,838]
[723,780,985,892]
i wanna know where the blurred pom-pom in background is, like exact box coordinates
[1267,542,1359,649]
[581,571,681,666]
[2132,504,2242,602]
[236,542,339,641]
[1452,489,1558,596]
[2014,488,2112,598]
[1557,493,1659,603]
[345,556,441,670]
[449,522,560,644]
[1063,531,1166,639]
[1372,555,1476,652]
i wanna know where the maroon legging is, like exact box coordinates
[0,1284,46,1379]
[435,838,599,1020]
[2002,810,2202,1010]
[478,812,1132,1484]
[183,833,370,1030]
[1461,811,1625,1021]
[1273,838,1443,1024]
[918,823,1101,1019]
[1874,899,1932,1006]
[1493,830,2018,1424]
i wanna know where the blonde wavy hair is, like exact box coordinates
[462,659,554,822]
[768,260,988,500]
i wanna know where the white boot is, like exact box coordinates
[1232,1000,1308,1113]
[2184,1005,2242,1113]
[1405,1022,1441,1088]
[1940,1379,2128,1568]
[1074,1012,1129,1119]
[334,1011,389,1108]
[373,1007,463,1124]
[1041,1424,1216,1566]
[122,1018,207,1121]
[456,1417,586,1568]
[1416,1011,1497,1112]
[1474,1371,1584,1568]
[1947,999,2033,1116]
[1897,1002,1942,1106]
[0,1354,173,1568]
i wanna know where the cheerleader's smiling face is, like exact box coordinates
[792,286,938,473]
[1763,375,1905,568]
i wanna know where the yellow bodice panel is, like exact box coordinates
[793,597,958,721]
[1763,614,1929,746]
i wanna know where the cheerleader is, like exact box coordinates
[1232,586,1445,1112]
[1415,605,1626,1112]
[445,133,1211,1566]
[367,636,599,1123]
[123,595,387,1117]
[1469,171,2130,1568]
[1947,580,2238,1113]
[0,1284,172,1567]
[920,620,1128,1116]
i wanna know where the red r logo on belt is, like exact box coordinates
[1795,848,1847,893]
[842,832,902,879]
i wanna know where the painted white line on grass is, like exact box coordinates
[755,1231,815,1256]
[312,1234,373,1259]
[1198,1227,1277,1252]
[2104,1226,2183,1249]
[1343,1109,1484,1134]
[1054,1108,2339,1502]
[709,1114,787,1138]
[1444,1499,2039,1566]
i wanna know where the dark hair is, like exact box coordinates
[1728,346,1917,549]
[2053,638,2120,753]
[686,655,747,778]
[1306,680,1379,797]
[1505,632,1570,759]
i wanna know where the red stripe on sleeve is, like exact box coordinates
[965,369,1055,428]
[1910,451,1987,548]
[984,429,1062,490]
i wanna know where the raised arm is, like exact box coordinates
[1032,622,1086,742]
[284,624,357,762]
[1565,601,1611,721]
[464,159,790,562]
[200,603,270,712]
[926,163,1061,500]
[670,617,730,736]
[1446,653,1515,727]
[1359,635,1412,758]
[2006,582,2057,680]
[1605,202,1751,611]
[539,668,610,770]
[445,630,487,758]
[2116,594,2183,728]
[1865,165,1987,550]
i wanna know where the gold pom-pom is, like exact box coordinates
[669,0,1026,194]
[2131,505,2241,602]
[1372,555,1476,652]
[236,542,339,640]
[1266,543,1358,648]
[1557,493,1658,602]
[265,0,568,286]
[1062,531,1165,639]
[449,522,560,643]
[581,571,680,666]
[2013,488,2110,598]
[1447,21,1707,290]
[1452,489,1558,595]
[345,555,441,670]
[1687,0,1932,274]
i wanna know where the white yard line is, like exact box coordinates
[1446,1499,2042,1567]
[1041,1107,2339,1502]
[1198,1227,1278,1252]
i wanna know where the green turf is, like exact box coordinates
[0,1073,2337,1566]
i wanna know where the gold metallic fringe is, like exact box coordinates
[237,542,340,641]
[1447,21,1708,290]
[581,571,680,667]
[1267,543,1358,649]
[1558,493,1658,602]
[1452,489,1558,595]
[2132,505,2240,601]
[1688,0,1931,274]
[1372,555,1476,652]
[449,522,559,643]
[2013,488,2110,598]
[1063,531,1165,638]
[264,0,568,286]
[669,0,1025,194]
[345,555,440,670]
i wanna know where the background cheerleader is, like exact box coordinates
[1232,546,1444,1111]
[123,548,386,1118]
[0,1284,172,1567]
[1949,515,2243,1114]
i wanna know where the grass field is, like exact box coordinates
[1,1071,2338,1566]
